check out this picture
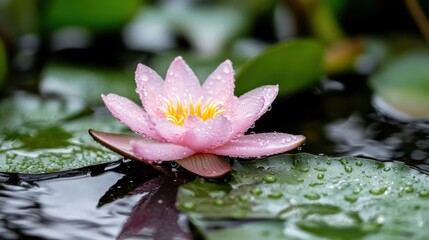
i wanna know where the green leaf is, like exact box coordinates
[40,64,138,104]
[235,39,324,96]
[42,0,141,32]
[0,93,85,128]
[177,153,429,239]
[369,51,429,118]
[0,94,127,174]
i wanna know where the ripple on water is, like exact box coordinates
[0,172,141,240]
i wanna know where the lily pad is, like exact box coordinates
[177,153,429,239]
[0,94,127,174]
[369,51,429,119]
[40,64,137,104]
[235,39,324,96]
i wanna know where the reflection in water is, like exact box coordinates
[325,112,429,174]
[0,172,141,240]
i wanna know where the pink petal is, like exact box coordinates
[135,63,165,115]
[231,85,279,136]
[131,139,195,162]
[88,129,146,160]
[102,94,162,141]
[230,94,265,136]
[202,60,235,103]
[183,115,233,151]
[239,85,279,116]
[150,116,188,145]
[164,56,202,100]
[176,154,231,178]
[210,132,306,158]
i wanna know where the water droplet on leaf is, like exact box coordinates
[304,193,321,200]
[263,174,277,183]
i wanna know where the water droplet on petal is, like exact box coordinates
[141,74,149,81]
[222,66,230,73]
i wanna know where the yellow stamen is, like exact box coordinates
[159,95,225,126]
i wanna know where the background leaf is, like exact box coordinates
[0,37,6,86]
[369,51,429,118]
[235,39,324,96]
[177,153,429,239]
[40,64,137,104]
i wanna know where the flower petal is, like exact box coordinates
[202,60,235,103]
[102,94,162,141]
[131,139,195,162]
[88,129,146,160]
[176,154,231,178]
[231,85,279,136]
[239,85,278,116]
[164,56,202,100]
[150,116,188,144]
[135,63,165,115]
[231,94,265,136]
[183,115,233,151]
[210,132,305,158]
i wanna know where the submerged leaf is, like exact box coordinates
[178,153,429,239]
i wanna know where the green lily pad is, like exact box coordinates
[0,94,127,174]
[235,39,324,96]
[369,51,429,118]
[177,153,429,239]
[40,64,137,104]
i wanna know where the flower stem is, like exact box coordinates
[405,0,429,45]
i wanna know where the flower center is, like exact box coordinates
[159,96,225,126]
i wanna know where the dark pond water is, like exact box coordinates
[0,74,428,239]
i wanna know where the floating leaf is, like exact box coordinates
[235,39,323,96]
[177,153,429,239]
[0,94,127,174]
[40,64,137,104]
[370,51,429,119]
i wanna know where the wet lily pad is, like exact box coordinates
[177,153,429,239]
[40,64,137,104]
[370,51,429,119]
[235,39,323,96]
[0,94,127,174]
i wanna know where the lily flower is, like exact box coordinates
[90,56,305,178]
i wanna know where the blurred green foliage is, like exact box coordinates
[0,38,6,86]
[42,0,141,32]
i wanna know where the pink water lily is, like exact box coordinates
[90,56,305,178]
